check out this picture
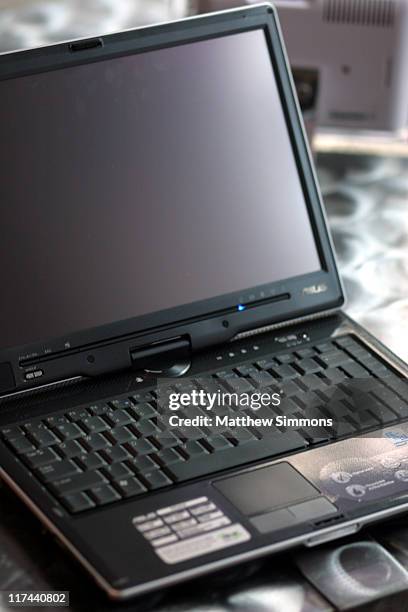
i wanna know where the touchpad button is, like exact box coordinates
[214,462,319,516]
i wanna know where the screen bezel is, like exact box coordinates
[0,4,344,389]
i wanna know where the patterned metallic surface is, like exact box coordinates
[318,153,408,363]
[0,0,189,52]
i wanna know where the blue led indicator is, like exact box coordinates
[237,304,246,312]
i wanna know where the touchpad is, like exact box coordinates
[214,463,319,516]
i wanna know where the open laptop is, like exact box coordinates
[0,3,408,601]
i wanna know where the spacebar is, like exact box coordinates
[167,432,307,482]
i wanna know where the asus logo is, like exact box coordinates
[303,284,328,296]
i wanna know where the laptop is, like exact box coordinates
[0,3,407,601]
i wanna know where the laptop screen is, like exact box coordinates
[0,29,321,351]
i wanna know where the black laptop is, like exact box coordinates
[1,3,408,600]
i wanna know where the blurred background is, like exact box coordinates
[0,0,407,364]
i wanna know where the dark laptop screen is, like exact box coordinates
[0,29,321,350]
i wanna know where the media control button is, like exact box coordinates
[345,484,366,498]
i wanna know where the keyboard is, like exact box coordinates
[1,335,407,514]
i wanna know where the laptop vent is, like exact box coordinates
[322,0,396,27]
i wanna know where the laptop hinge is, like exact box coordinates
[130,336,192,377]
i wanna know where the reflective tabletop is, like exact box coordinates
[318,151,408,365]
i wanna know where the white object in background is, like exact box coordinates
[197,0,408,134]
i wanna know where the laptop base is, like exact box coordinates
[1,312,408,599]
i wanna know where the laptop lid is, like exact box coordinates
[0,4,343,395]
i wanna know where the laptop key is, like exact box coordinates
[194,378,225,395]
[272,364,298,379]
[296,374,326,391]
[110,398,133,410]
[384,376,408,396]
[322,399,353,419]
[279,380,299,397]
[177,422,207,440]
[50,470,107,496]
[275,353,293,364]
[322,368,347,385]
[28,428,60,448]
[59,440,83,458]
[67,409,89,422]
[54,422,83,440]
[215,370,242,382]
[131,391,156,404]
[295,348,315,359]
[132,402,156,420]
[369,404,398,424]
[352,410,380,430]
[88,403,110,416]
[1,425,24,440]
[278,397,301,415]
[135,420,161,437]
[244,409,279,437]
[46,415,71,427]
[80,416,109,434]
[166,433,307,483]
[107,426,135,445]
[294,359,321,375]
[371,387,408,418]
[143,470,173,490]
[106,409,134,427]
[255,359,276,371]
[151,433,178,451]
[318,351,352,368]
[386,399,408,419]
[90,485,121,506]
[328,421,356,438]
[225,376,254,393]
[37,459,81,483]
[116,477,147,498]
[81,433,110,452]
[78,452,106,471]
[315,342,335,353]
[362,359,389,375]
[335,336,356,348]
[102,445,130,464]
[341,362,370,379]
[299,426,331,444]
[155,448,185,466]
[229,427,258,443]
[62,492,96,513]
[103,462,132,481]
[128,455,158,473]
[234,365,256,377]
[8,436,36,455]
[205,434,233,451]
[249,370,276,388]
[183,440,209,457]
[126,438,156,456]
[24,447,60,469]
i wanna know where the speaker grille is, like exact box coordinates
[323,0,396,26]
